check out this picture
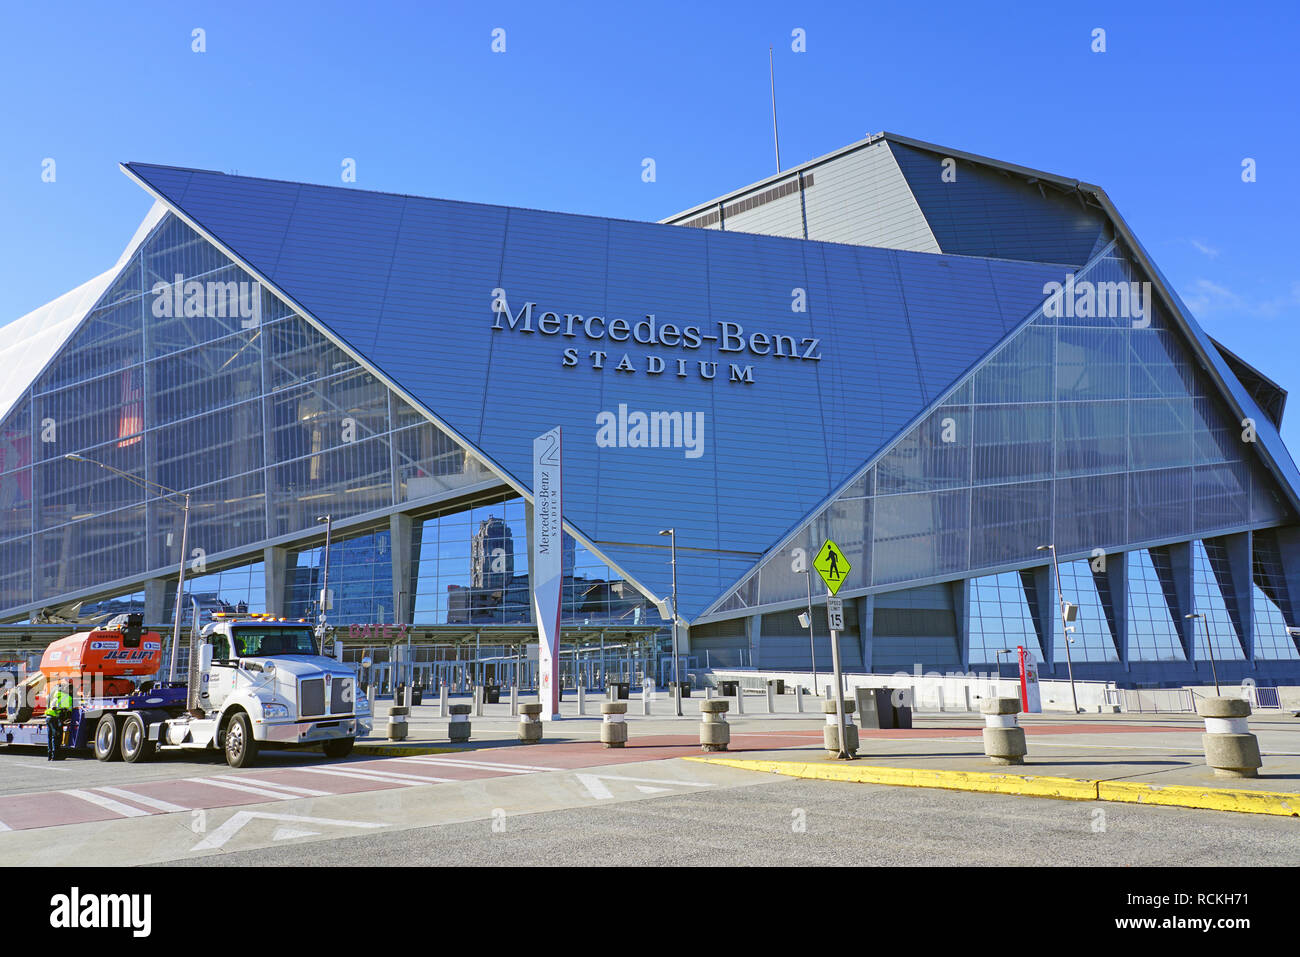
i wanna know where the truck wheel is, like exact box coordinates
[93,716,120,762]
[119,713,154,763]
[321,737,354,759]
[6,689,31,724]
[223,713,259,768]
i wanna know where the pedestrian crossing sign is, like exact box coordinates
[813,539,851,596]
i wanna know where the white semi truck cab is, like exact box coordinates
[157,613,372,767]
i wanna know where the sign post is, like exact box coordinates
[814,539,853,760]
[1017,645,1042,714]
[532,428,563,720]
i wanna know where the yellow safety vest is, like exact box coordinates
[47,690,72,717]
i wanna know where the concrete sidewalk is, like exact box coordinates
[355,692,1300,815]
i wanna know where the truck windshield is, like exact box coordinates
[231,628,318,657]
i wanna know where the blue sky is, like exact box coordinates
[2,0,1298,443]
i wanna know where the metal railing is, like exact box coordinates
[1247,685,1282,710]
[1107,687,1196,713]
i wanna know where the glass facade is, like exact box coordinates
[1191,539,1246,661]
[0,214,494,614]
[968,571,1042,663]
[1053,559,1119,664]
[287,530,392,625]
[715,246,1292,621]
[408,493,655,627]
[1127,549,1186,662]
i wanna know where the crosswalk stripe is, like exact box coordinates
[292,765,455,785]
[186,777,325,800]
[398,758,532,775]
[240,778,333,797]
[401,756,559,773]
[94,786,187,813]
[60,788,149,818]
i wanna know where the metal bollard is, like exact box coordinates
[577,684,586,716]
[387,704,409,742]
[448,703,472,743]
[734,683,744,715]
[600,701,628,748]
[518,702,543,744]
[473,685,484,717]
[765,681,775,713]
[704,686,713,699]
[700,699,730,752]
[822,698,858,756]
[1197,696,1262,778]
[510,685,519,717]
[981,697,1027,765]
[642,680,654,715]
[439,684,448,718]
[795,684,804,713]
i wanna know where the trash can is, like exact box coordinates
[482,684,501,704]
[669,681,692,698]
[770,679,785,695]
[893,688,913,729]
[608,681,630,700]
[855,687,892,729]
[411,686,423,706]
[718,680,739,697]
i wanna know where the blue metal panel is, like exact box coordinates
[122,163,1068,618]
[888,141,1109,266]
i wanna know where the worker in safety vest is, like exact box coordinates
[45,681,73,761]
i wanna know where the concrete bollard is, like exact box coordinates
[439,684,448,718]
[1197,696,1262,778]
[387,704,409,742]
[600,701,629,748]
[822,699,858,757]
[518,702,543,744]
[449,703,472,743]
[700,699,730,752]
[981,697,1027,765]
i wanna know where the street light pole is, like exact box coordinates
[995,648,1012,691]
[659,528,682,717]
[316,514,333,652]
[64,453,191,684]
[1186,612,1221,695]
[803,570,819,694]
[1037,544,1080,714]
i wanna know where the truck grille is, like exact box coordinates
[299,678,326,718]
[329,677,352,715]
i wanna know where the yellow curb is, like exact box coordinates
[686,757,1300,816]
[1099,780,1300,817]
[684,757,1097,801]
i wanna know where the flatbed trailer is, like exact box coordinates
[2,682,189,762]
